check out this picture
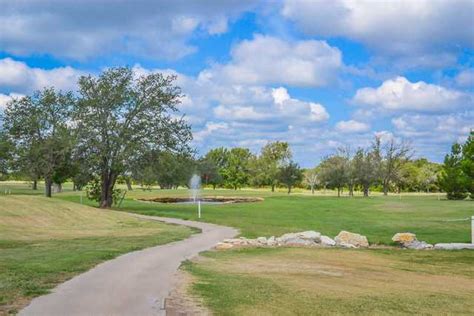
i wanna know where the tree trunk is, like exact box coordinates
[349,183,354,196]
[311,185,314,194]
[363,185,369,197]
[32,180,38,190]
[100,171,116,208]
[271,184,275,192]
[383,180,389,196]
[126,178,133,191]
[288,186,291,194]
[337,187,341,197]
[234,185,237,190]
[213,184,216,190]
[45,177,52,198]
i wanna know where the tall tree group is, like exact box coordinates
[1,67,192,207]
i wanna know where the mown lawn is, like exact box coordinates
[0,195,195,315]
[184,247,474,315]
[59,188,473,245]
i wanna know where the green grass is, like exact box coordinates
[0,195,195,314]
[57,187,472,245]
[2,182,473,315]
[184,247,474,315]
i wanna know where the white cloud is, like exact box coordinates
[0,58,83,94]
[0,1,255,60]
[335,120,370,133]
[0,92,24,109]
[271,87,330,122]
[202,35,342,87]
[352,76,472,112]
[455,69,474,87]
[281,0,474,68]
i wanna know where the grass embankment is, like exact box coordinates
[0,195,195,314]
[185,247,474,315]
[59,188,472,245]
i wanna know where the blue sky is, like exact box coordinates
[0,0,473,167]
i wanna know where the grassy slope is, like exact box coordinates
[185,247,474,315]
[60,188,473,245]
[0,195,194,314]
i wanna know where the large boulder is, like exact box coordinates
[434,243,474,250]
[320,235,336,247]
[334,231,369,248]
[278,231,321,246]
[392,233,417,245]
[392,232,433,250]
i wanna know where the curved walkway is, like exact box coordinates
[20,214,238,316]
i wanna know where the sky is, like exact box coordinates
[0,0,473,167]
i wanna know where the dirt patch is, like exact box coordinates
[165,269,211,316]
[139,196,264,204]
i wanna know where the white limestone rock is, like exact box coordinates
[434,243,474,250]
[320,235,336,247]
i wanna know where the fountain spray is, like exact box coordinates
[189,174,202,219]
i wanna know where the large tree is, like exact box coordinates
[221,147,252,190]
[253,141,292,192]
[279,161,303,194]
[3,88,74,197]
[461,131,474,198]
[352,148,379,197]
[319,155,349,197]
[0,131,13,180]
[74,67,192,208]
[438,143,468,200]
[376,137,412,195]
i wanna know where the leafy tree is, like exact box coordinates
[352,148,379,197]
[3,88,74,197]
[278,161,303,194]
[438,143,468,200]
[461,131,474,198]
[253,141,292,191]
[198,157,222,189]
[74,67,192,207]
[0,131,13,180]
[221,147,252,190]
[319,155,349,197]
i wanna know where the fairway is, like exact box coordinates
[184,247,474,315]
[0,195,195,314]
[60,188,473,245]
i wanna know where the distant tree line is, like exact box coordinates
[0,66,472,202]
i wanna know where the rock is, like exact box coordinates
[296,231,321,242]
[215,242,233,250]
[284,237,315,246]
[279,233,299,243]
[338,242,357,249]
[267,236,277,246]
[334,231,369,248]
[434,243,474,250]
[256,237,267,245]
[392,233,417,245]
[404,240,433,250]
[320,235,336,247]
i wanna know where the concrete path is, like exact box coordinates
[20,214,238,316]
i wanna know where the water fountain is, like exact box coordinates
[189,174,201,218]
